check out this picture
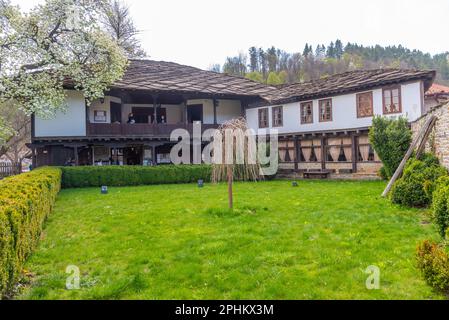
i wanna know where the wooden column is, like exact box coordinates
[183,98,188,125]
[321,136,326,170]
[213,99,218,125]
[351,134,357,173]
[74,146,79,166]
[294,136,299,171]
[153,95,158,124]
[152,146,157,166]
[31,147,37,169]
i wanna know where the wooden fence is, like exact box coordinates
[0,162,21,179]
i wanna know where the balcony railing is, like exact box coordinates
[87,123,219,137]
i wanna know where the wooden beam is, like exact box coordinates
[416,117,437,158]
[382,115,437,197]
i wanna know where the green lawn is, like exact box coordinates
[18,180,443,300]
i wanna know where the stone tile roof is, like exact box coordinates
[111,59,279,101]
[426,83,449,95]
[272,68,436,104]
[99,60,436,105]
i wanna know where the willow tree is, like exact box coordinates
[0,0,128,150]
[211,117,262,209]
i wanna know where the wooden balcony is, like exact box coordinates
[87,123,219,137]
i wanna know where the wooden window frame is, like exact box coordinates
[258,108,269,128]
[382,85,402,114]
[272,106,283,127]
[356,91,374,118]
[94,110,107,122]
[319,99,332,122]
[300,101,313,124]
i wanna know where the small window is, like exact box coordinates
[258,108,269,128]
[356,92,373,118]
[300,101,313,124]
[94,110,107,122]
[272,106,283,127]
[319,99,332,122]
[383,86,401,114]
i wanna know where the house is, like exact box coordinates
[30,60,277,167]
[424,83,449,113]
[30,60,435,177]
[245,69,435,177]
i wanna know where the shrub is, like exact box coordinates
[369,116,412,179]
[0,167,61,298]
[390,156,448,207]
[61,165,212,188]
[416,240,449,292]
[432,176,449,238]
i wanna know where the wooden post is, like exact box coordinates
[351,134,357,173]
[74,146,79,166]
[213,99,218,125]
[227,165,233,209]
[294,136,299,171]
[153,95,158,124]
[382,115,437,197]
[152,146,157,166]
[321,136,326,170]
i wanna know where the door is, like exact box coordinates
[111,102,122,123]
[187,104,203,123]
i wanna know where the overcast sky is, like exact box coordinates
[12,0,449,69]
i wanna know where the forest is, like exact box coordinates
[214,40,449,86]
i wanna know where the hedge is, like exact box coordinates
[0,167,61,298]
[60,165,212,188]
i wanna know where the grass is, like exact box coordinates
[18,180,443,300]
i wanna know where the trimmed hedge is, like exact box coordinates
[61,165,212,188]
[0,167,61,298]
[432,176,449,238]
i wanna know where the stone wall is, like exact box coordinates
[411,102,449,169]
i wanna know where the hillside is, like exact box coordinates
[217,40,449,86]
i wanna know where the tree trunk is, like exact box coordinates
[227,165,233,209]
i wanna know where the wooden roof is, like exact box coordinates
[272,68,436,104]
[111,59,279,101]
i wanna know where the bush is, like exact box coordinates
[416,240,449,292]
[0,167,61,298]
[390,156,448,207]
[61,165,212,188]
[432,176,449,238]
[369,116,412,179]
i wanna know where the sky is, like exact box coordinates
[11,0,449,69]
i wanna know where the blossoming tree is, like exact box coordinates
[0,0,128,148]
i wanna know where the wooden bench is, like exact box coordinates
[303,170,331,179]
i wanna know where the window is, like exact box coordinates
[319,99,332,122]
[383,86,401,114]
[272,106,283,127]
[300,101,313,124]
[258,108,269,128]
[356,92,373,118]
[94,110,107,122]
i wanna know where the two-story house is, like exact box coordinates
[30,61,435,177]
[30,60,277,167]
[245,69,435,176]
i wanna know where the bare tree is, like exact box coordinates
[101,0,147,58]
